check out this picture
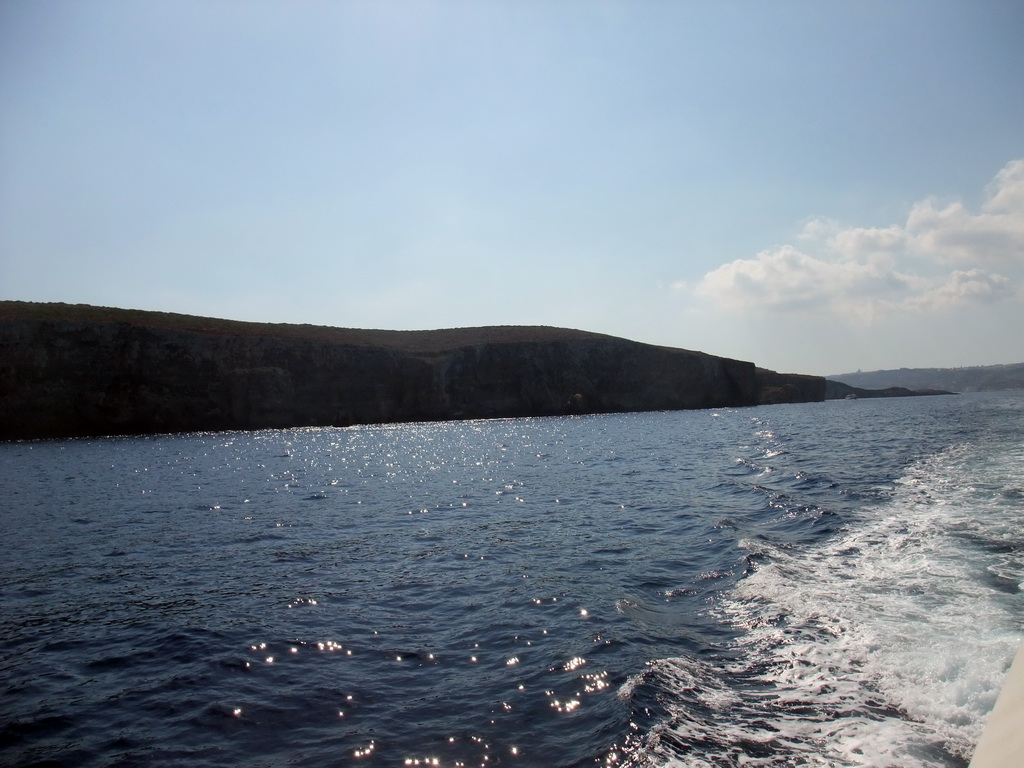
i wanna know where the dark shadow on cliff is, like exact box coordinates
[1,301,830,440]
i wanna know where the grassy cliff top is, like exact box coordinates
[0,300,659,354]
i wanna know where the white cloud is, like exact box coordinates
[695,159,1024,321]
[831,225,910,258]
[985,159,1024,213]
[697,244,918,323]
[904,268,1013,312]
[796,218,840,242]
[905,197,1024,263]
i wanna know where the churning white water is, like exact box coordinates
[3,392,1023,767]
[627,398,1024,767]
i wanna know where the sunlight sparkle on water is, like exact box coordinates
[353,740,376,758]
[551,697,581,713]
[582,671,611,693]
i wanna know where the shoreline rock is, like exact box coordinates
[823,379,955,400]
[0,301,828,440]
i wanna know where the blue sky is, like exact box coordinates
[2,1,1022,375]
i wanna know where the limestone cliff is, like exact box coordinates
[823,379,953,400]
[754,368,828,405]
[0,302,825,440]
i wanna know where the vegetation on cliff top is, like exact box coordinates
[2,300,784,440]
[0,300,670,355]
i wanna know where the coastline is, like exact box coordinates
[0,301,823,440]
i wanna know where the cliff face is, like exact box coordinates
[0,303,824,440]
[754,368,827,405]
[823,379,953,400]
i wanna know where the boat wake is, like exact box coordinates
[619,440,1024,767]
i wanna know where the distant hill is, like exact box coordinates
[0,301,826,440]
[829,363,1024,393]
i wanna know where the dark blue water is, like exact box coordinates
[3,393,1023,767]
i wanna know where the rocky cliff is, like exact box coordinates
[754,368,828,405]
[0,302,826,440]
[823,379,954,400]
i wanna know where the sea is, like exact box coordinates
[2,391,1023,768]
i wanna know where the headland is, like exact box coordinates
[0,301,831,440]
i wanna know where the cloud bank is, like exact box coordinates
[696,159,1024,322]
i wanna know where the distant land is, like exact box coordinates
[0,301,827,440]
[0,301,956,440]
[830,364,1024,393]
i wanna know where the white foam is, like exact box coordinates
[627,440,1024,767]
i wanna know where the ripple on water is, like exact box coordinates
[2,395,1022,767]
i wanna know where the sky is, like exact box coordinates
[1,1,1022,376]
